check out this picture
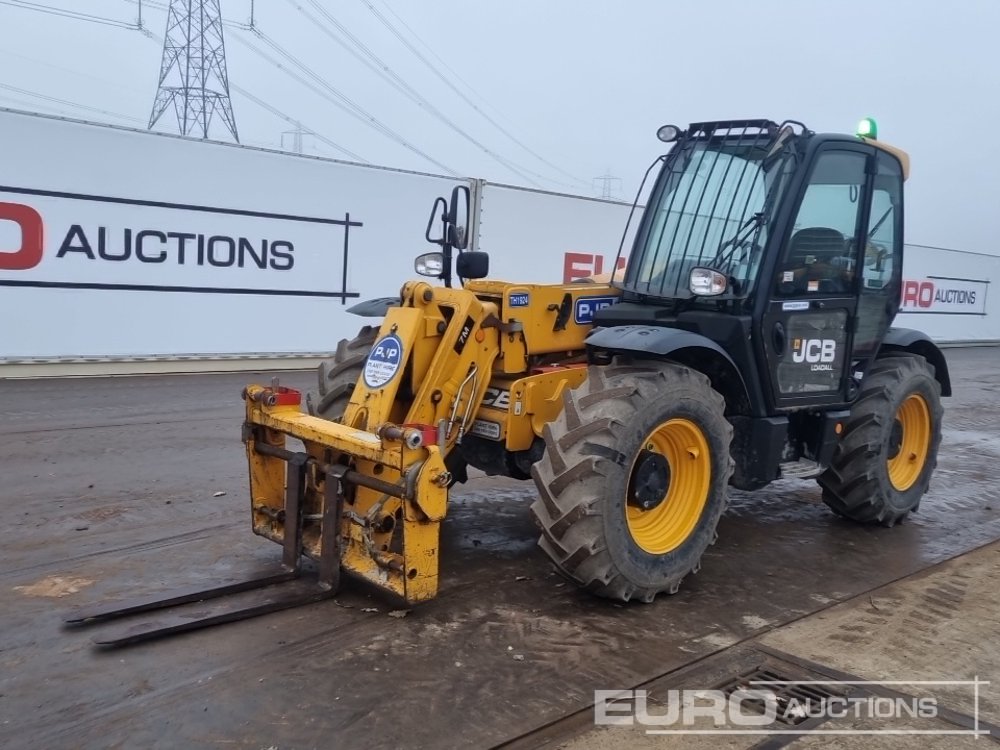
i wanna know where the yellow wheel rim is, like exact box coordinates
[887,393,931,491]
[626,418,712,555]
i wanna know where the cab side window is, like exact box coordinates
[855,152,904,354]
[776,150,867,296]
[862,154,903,291]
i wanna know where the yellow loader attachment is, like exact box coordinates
[244,281,501,603]
[65,275,613,647]
[244,389,450,603]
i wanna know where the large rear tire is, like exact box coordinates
[306,326,378,421]
[530,361,734,602]
[817,355,943,526]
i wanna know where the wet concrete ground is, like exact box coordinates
[562,539,1000,749]
[0,348,998,749]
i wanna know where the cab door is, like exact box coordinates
[760,145,874,409]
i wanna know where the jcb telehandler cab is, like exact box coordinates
[70,119,949,646]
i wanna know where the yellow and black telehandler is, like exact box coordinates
[70,119,950,646]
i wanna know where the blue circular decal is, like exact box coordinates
[363,333,404,389]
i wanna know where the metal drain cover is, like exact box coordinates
[715,665,846,726]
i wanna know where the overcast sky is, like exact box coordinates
[1,0,998,254]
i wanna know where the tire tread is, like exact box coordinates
[530,360,734,602]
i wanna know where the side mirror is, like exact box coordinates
[423,183,475,287]
[456,251,489,280]
[447,185,470,250]
[415,252,445,277]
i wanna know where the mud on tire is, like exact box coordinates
[306,326,378,421]
[530,361,734,602]
[817,355,942,527]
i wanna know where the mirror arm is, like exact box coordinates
[440,211,453,288]
[424,184,473,289]
[425,197,447,245]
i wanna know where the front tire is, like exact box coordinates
[818,355,943,526]
[530,361,734,602]
[306,326,377,421]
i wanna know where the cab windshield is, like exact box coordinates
[624,127,795,299]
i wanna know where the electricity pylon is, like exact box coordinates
[149,0,239,142]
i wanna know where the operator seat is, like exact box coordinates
[776,227,854,295]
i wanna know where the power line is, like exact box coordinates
[0,93,139,124]
[0,93,56,111]
[361,0,590,188]
[0,82,146,124]
[292,0,544,187]
[0,0,137,29]
[30,0,454,176]
[291,0,426,116]
[229,83,368,163]
[228,34,391,139]
[249,29,458,175]
[9,0,584,188]
[0,48,147,95]
[374,1,494,117]
[231,29,458,175]
[126,0,557,183]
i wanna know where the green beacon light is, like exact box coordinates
[857,117,878,139]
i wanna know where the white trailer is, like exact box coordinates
[0,107,469,374]
[0,108,995,377]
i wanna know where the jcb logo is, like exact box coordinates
[791,338,836,364]
[481,387,511,410]
[0,202,44,271]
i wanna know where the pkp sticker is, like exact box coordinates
[364,333,404,389]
